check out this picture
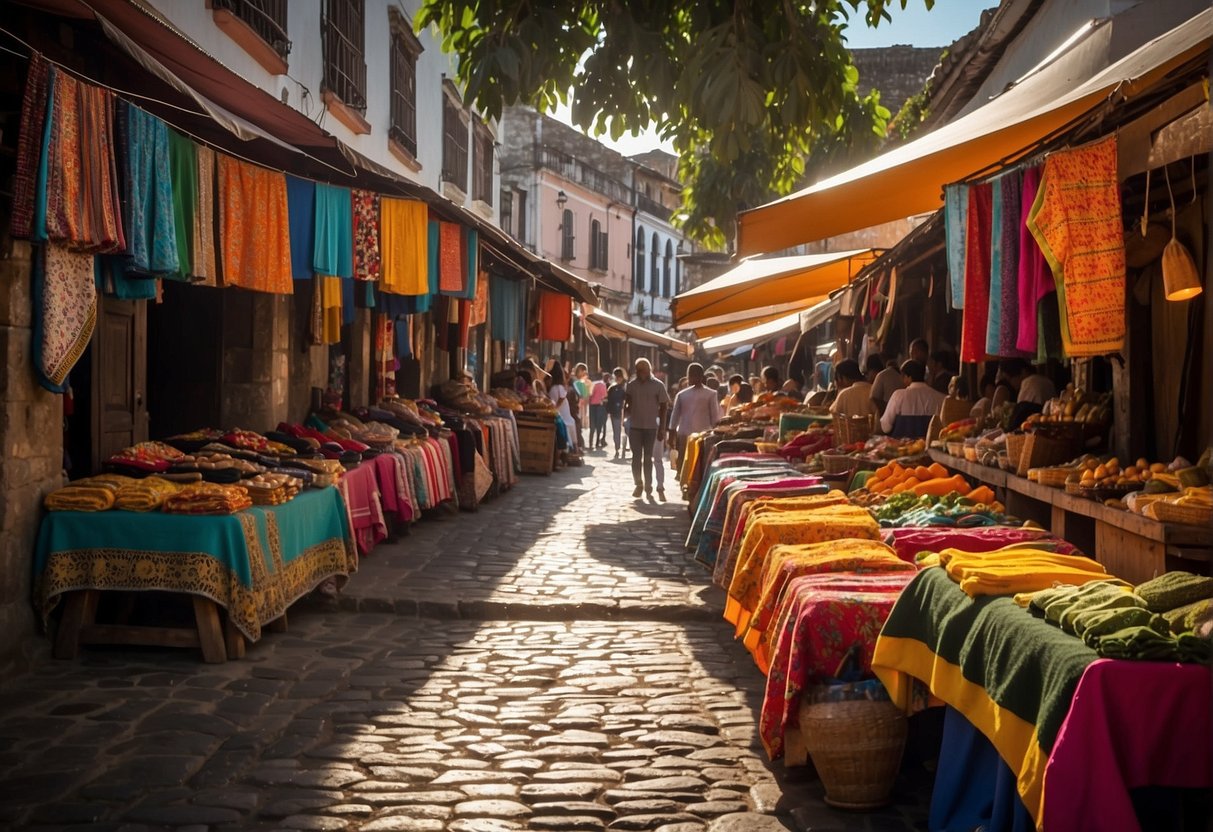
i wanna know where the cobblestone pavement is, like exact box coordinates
[0,451,930,832]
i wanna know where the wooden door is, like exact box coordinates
[90,296,148,470]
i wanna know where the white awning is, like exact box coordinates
[700,311,803,354]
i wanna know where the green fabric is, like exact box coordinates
[1075,607,1167,646]
[1057,584,1144,634]
[879,567,1097,754]
[1135,571,1213,613]
[166,129,196,281]
[1162,599,1213,634]
[1095,625,1210,663]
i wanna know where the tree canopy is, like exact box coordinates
[416,0,933,251]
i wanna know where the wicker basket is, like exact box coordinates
[837,415,874,446]
[799,699,908,809]
[1145,500,1213,526]
[946,441,966,458]
[1005,433,1027,472]
[821,453,857,475]
[1017,432,1080,477]
[1034,467,1074,488]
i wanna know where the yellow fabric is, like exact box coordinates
[320,275,343,345]
[379,198,428,295]
[873,635,1048,828]
[938,546,1123,598]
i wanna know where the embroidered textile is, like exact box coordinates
[313,183,354,278]
[36,242,96,392]
[960,182,993,363]
[192,146,218,285]
[12,52,51,239]
[944,182,968,310]
[379,198,429,295]
[216,154,292,293]
[470,272,488,327]
[438,221,463,292]
[1027,135,1125,356]
[122,102,178,271]
[352,189,381,281]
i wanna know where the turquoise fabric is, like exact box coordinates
[31,65,55,243]
[490,274,524,346]
[313,183,353,278]
[455,228,479,300]
[986,177,1004,355]
[123,103,180,275]
[945,183,968,310]
[427,220,441,294]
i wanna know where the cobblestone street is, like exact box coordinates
[0,453,930,832]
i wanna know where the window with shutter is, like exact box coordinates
[442,84,470,191]
[323,0,366,111]
[388,13,421,157]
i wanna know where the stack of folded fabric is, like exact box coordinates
[1136,572,1213,637]
[243,473,302,506]
[105,441,187,476]
[928,546,1122,598]
[113,477,182,511]
[44,475,137,511]
[288,458,344,487]
[162,483,253,515]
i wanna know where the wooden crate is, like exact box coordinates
[516,415,556,475]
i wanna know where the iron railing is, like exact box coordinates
[214,0,290,59]
[323,0,366,111]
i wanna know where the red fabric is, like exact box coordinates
[439,222,463,292]
[370,453,412,523]
[758,571,915,759]
[1043,659,1212,832]
[537,290,573,342]
[336,462,386,556]
[883,527,1078,563]
[960,183,993,364]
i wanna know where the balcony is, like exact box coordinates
[534,146,632,207]
[635,192,672,222]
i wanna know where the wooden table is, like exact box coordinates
[929,450,1212,582]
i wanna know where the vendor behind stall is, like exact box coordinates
[880,360,946,438]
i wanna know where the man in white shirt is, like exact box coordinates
[880,360,946,437]
[624,358,670,500]
[669,364,722,488]
[829,360,879,423]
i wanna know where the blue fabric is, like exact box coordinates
[342,275,355,326]
[123,103,179,274]
[944,183,968,310]
[313,183,353,278]
[930,706,1033,832]
[395,318,412,358]
[95,256,156,300]
[490,274,523,346]
[427,220,441,294]
[285,175,316,281]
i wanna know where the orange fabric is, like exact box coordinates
[1027,135,1125,356]
[216,154,292,294]
[380,198,428,295]
[439,221,463,293]
[470,271,488,327]
[537,290,573,342]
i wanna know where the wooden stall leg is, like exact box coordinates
[223,616,246,660]
[54,590,99,659]
[191,597,227,664]
[267,612,288,634]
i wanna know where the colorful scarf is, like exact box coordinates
[216,154,292,293]
[1016,166,1053,354]
[944,182,968,310]
[960,182,993,364]
[379,198,428,295]
[313,183,354,278]
[987,170,1022,357]
[122,102,178,272]
[166,129,196,280]
[36,242,96,392]
[438,221,464,293]
[192,145,218,286]
[469,271,489,327]
[1027,135,1125,356]
[11,52,51,239]
[352,189,381,281]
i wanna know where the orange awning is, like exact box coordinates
[672,250,875,329]
[736,8,1212,256]
[583,307,694,359]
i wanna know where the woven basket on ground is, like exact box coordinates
[799,699,908,809]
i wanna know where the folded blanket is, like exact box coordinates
[1075,608,1167,646]
[1162,599,1213,634]
[113,476,182,511]
[1135,572,1213,613]
[938,546,1118,598]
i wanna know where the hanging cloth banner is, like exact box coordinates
[166,128,197,280]
[960,182,993,364]
[285,174,316,281]
[537,289,573,342]
[216,153,292,293]
[352,189,381,281]
[987,170,1023,357]
[379,198,429,296]
[35,242,96,392]
[121,101,178,272]
[11,52,52,240]
[192,145,218,286]
[438,221,464,293]
[313,182,354,278]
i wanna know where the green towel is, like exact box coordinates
[1076,608,1167,647]
[1058,585,1145,635]
[1135,572,1213,613]
[1162,598,1213,634]
[1095,625,1182,661]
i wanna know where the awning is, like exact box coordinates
[799,297,842,334]
[583,307,694,359]
[682,296,830,339]
[700,311,803,354]
[672,249,877,329]
[736,7,1212,256]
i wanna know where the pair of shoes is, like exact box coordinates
[632,486,643,498]
[657,489,666,502]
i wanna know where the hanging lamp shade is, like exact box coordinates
[1162,238,1202,301]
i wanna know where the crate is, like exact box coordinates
[1016,431,1081,477]
[515,416,556,475]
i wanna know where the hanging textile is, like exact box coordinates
[216,154,292,293]
[121,102,177,271]
[352,189,381,282]
[96,256,156,300]
[490,274,522,345]
[342,270,356,326]
[470,271,489,327]
[35,243,96,392]
[166,129,196,280]
[1016,166,1053,354]
[319,275,343,344]
[986,170,1022,357]
[285,175,316,281]
[395,317,413,359]
[379,198,428,295]
[454,229,479,300]
[1027,135,1125,357]
[11,52,52,240]
[313,183,354,278]
[944,183,968,310]
[960,182,993,364]
[439,222,464,293]
[537,289,572,342]
[192,146,218,286]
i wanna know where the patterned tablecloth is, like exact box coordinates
[34,487,357,641]
[757,571,915,760]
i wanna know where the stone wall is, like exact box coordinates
[219,291,292,430]
[0,240,64,675]
[851,45,943,115]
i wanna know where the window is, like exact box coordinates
[213,0,290,59]
[388,11,421,156]
[516,190,527,244]
[675,242,683,296]
[589,219,608,271]
[634,227,646,291]
[472,118,494,204]
[499,189,513,237]
[560,209,575,261]
[323,0,366,111]
[442,85,469,191]
[650,232,659,295]
[663,240,673,297]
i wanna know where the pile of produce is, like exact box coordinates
[870,490,1014,529]
[1021,385,1112,431]
[938,418,978,444]
[864,461,995,503]
[777,426,836,462]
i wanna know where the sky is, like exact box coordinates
[551,1,995,157]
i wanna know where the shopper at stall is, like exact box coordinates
[879,360,946,438]
[669,364,722,465]
[971,369,999,421]
[736,382,755,405]
[928,349,958,394]
[624,358,670,499]
[1002,357,1057,405]
[761,365,782,394]
[721,374,745,411]
[870,354,905,415]
[606,367,627,458]
[588,372,609,449]
[909,338,930,365]
[830,359,879,423]
[548,363,578,454]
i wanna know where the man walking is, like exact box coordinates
[668,363,721,497]
[624,358,669,499]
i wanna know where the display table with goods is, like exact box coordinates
[928,448,1213,583]
[873,564,1212,832]
[35,486,357,662]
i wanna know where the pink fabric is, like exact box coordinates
[588,380,608,405]
[1043,659,1212,832]
[1016,166,1055,353]
[882,527,1078,564]
[337,463,387,556]
[960,182,993,364]
[371,453,413,523]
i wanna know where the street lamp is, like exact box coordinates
[556,190,568,211]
